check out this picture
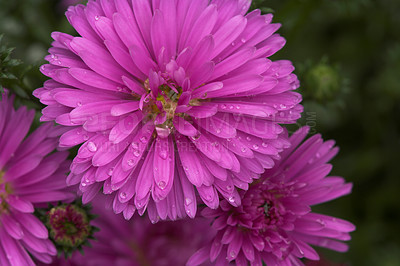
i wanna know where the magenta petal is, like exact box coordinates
[7,195,34,213]
[109,112,144,144]
[135,143,155,202]
[2,214,24,239]
[153,136,174,200]
[14,213,48,239]
[173,116,198,137]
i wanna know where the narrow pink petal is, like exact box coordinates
[6,196,34,213]
[173,116,198,137]
[153,136,174,200]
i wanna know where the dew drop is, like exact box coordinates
[228,196,235,203]
[127,159,135,166]
[229,251,236,258]
[140,136,147,143]
[190,133,201,141]
[253,144,259,150]
[246,136,252,141]
[185,197,192,205]
[226,185,233,191]
[159,150,168,160]
[235,105,240,109]
[120,192,127,199]
[262,142,268,147]
[87,142,97,152]
[226,138,232,142]
[83,135,89,141]
[216,128,221,134]
[241,38,246,43]
[241,147,247,153]
[94,15,100,21]
[81,182,87,187]
[220,104,227,109]
[76,101,82,107]
[131,142,139,149]
[108,168,114,176]
[158,181,166,189]
[229,105,234,110]
[133,150,140,157]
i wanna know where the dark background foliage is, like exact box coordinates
[1,0,399,265]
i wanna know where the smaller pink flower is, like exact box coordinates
[188,126,355,266]
[0,92,74,265]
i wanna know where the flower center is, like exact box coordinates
[142,77,184,138]
[0,171,12,214]
[262,199,282,226]
[47,204,91,248]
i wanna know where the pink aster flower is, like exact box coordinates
[34,0,302,220]
[44,195,215,266]
[188,127,355,266]
[0,92,74,265]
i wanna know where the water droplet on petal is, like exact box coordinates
[127,159,135,166]
[229,105,234,110]
[140,136,147,143]
[228,196,235,203]
[216,128,221,134]
[76,101,82,107]
[190,133,201,141]
[108,168,114,176]
[131,142,139,149]
[246,136,252,141]
[133,150,140,157]
[81,182,87,187]
[262,142,268,147]
[94,15,100,21]
[120,192,127,199]
[241,147,247,153]
[220,104,227,109]
[253,144,259,150]
[83,135,89,141]
[229,251,236,258]
[185,198,192,205]
[158,181,166,189]
[226,185,233,191]
[159,150,168,160]
[87,142,97,152]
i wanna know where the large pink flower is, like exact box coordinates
[188,127,355,265]
[34,0,302,221]
[0,92,74,265]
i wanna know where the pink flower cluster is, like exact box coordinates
[0,0,354,265]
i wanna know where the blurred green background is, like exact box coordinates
[1,0,399,265]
